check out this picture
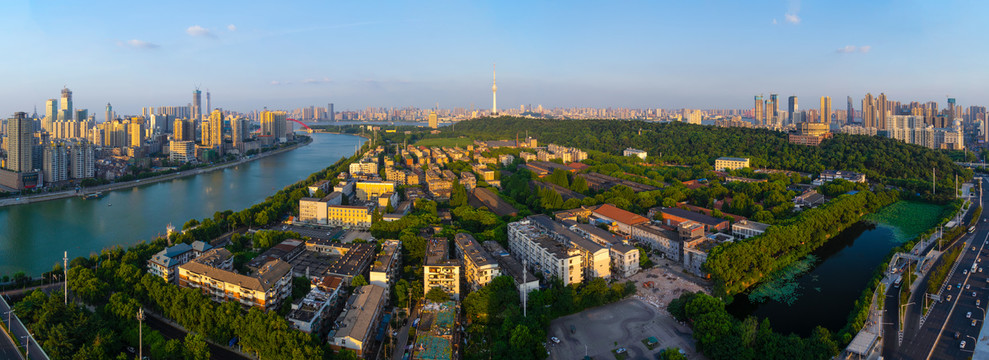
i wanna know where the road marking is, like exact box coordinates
[926,224,989,360]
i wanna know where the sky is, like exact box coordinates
[1,0,988,117]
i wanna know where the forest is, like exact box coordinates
[443,117,971,203]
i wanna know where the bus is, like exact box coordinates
[970,226,977,234]
[893,275,902,288]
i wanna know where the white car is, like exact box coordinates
[550,337,560,344]
[967,311,973,318]
[974,319,979,327]
[967,284,972,290]
[962,340,967,348]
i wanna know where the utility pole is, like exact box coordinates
[64,251,68,305]
[137,308,145,360]
[523,259,528,318]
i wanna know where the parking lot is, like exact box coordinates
[547,298,701,360]
[281,224,346,241]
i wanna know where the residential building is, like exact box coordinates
[329,284,386,357]
[321,242,376,283]
[454,233,501,290]
[529,215,611,280]
[630,223,681,261]
[658,207,730,232]
[482,241,539,296]
[355,181,396,201]
[146,241,213,283]
[568,223,640,278]
[349,161,379,175]
[590,204,650,235]
[731,220,771,240]
[424,237,461,300]
[169,140,195,163]
[714,157,750,171]
[507,217,584,285]
[369,240,401,298]
[287,287,337,334]
[622,148,647,159]
[178,249,294,311]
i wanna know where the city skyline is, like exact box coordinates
[3,1,989,115]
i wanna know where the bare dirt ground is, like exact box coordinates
[628,255,711,315]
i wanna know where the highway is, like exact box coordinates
[883,179,989,359]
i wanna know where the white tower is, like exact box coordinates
[491,64,498,116]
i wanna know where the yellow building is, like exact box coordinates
[327,204,375,229]
[428,111,438,129]
[177,249,293,311]
[355,181,396,201]
[260,110,288,140]
[207,109,224,150]
[424,238,460,300]
[454,233,500,290]
[714,157,750,171]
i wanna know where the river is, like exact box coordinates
[726,221,899,337]
[0,132,366,276]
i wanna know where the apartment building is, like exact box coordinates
[507,217,584,285]
[482,241,539,296]
[714,157,750,171]
[147,240,212,283]
[369,240,401,302]
[528,215,611,280]
[330,284,386,357]
[590,204,650,235]
[568,223,641,278]
[454,233,501,290]
[178,249,292,311]
[424,237,461,300]
[629,223,681,261]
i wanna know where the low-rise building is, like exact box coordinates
[731,220,771,240]
[298,192,344,224]
[349,161,379,175]
[355,181,396,202]
[714,157,750,171]
[178,249,292,311]
[818,170,867,183]
[329,284,386,357]
[454,233,501,290]
[369,240,401,301]
[623,148,647,159]
[629,223,681,261]
[482,241,539,296]
[590,204,650,235]
[323,242,376,284]
[529,215,611,280]
[507,217,584,285]
[147,240,212,283]
[568,223,640,278]
[424,237,461,300]
[658,207,730,232]
[308,179,331,196]
[287,287,338,334]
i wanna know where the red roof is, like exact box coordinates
[567,162,590,171]
[593,204,649,226]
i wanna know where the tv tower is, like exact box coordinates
[491,64,498,116]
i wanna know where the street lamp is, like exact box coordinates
[20,335,29,357]
[5,309,13,327]
[137,308,144,360]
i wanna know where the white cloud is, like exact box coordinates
[118,39,159,49]
[303,77,332,84]
[186,25,214,37]
[270,80,286,85]
[836,45,872,54]
[785,0,801,24]
[772,18,778,25]
[227,24,237,31]
[784,13,800,24]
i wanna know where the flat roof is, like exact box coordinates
[845,331,878,355]
[661,207,728,227]
[333,284,386,343]
[425,237,457,266]
[454,233,498,267]
[717,157,750,162]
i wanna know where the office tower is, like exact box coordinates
[788,96,798,124]
[192,88,202,121]
[428,111,438,129]
[42,141,68,184]
[6,112,34,172]
[877,93,888,129]
[105,103,113,123]
[59,87,73,121]
[260,110,288,141]
[820,96,832,124]
[43,99,58,133]
[754,95,764,125]
[847,96,854,124]
[206,90,211,114]
[948,98,956,120]
[768,94,779,126]
[329,103,335,122]
[75,109,87,122]
[491,64,498,116]
[231,117,245,152]
[207,110,224,151]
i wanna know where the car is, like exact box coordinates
[955,331,961,339]
[974,319,979,326]
[949,285,953,290]
[962,340,967,349]
[965,270,969,275]
[550,337,560,344]
[974,246,978,251]
[974,291,978,297]
[127,347,135,354]
[981,267,984,273]
[948,295,953,301]
[616,348,627,354]
[967,311,972,318]
[967,284,972,290]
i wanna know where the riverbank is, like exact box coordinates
[0,137,312,208]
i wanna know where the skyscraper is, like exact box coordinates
[768,94,779,126]
[6,112,34,172]
[105,103,113,123]
[877,93,888,129]
[948,97,956,120]
[491,64,498,116]
[820,96,832,124]
[207,110,224,152]
[59,87,73,121]
[862,93,875,128]
[754,95,764,125]
[43,99,58,133]
[428,111,438,129]
[846,96,854,124]
[260,110,288,141]
[328,103,335,122]
[173,119,194,142]
[231,117,245,152]
[206,90,211,115]
[192,88,202,121]
[788,96,798,124]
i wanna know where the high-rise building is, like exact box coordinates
[42,141,69,184]
[948,97,956,120]
[129,119,143,148]
[846,96,854,124]
[329,103,335,122]
[231,117,245,152]
[59,87,73,121]
[173,119,195,142]
[428,111,438,129]
[491,64,498,116]
[768,94,779,126]
[192,88,202,121]
[105,103,113,123]
[862,93,875,128]
[788,96,798,124]
[6,112,34,172]
[260,110,288,141]
[68,140,94,179]
[754,95,764,125]
[43,99,58,133]
[877,93,888,129]
[206,90,211,115]
[207,109,224,153]
[820,96,832,124]
[75,109,87,122]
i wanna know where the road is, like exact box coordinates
[392,307,419,360]
[0,296,43,360]
[144,312,250,360]
[883,180,989,360]
[0,322,23,360]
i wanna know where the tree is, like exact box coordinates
[426,287,450,303]
[658,347,688,360]
[352,274,369,287]
[183,333,211,360]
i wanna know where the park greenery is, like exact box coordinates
[704,190,901,297]
[668,292,839,360]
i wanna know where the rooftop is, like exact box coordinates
[180,257,290,292]
[426,237,457,267]
[325,243,375,277]
[717,157,749,162]
[454,233,498,267]
[592,204,650,226]
[660,207,729,227]
[333,285,386,343]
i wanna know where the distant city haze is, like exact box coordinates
[2,1,989,115]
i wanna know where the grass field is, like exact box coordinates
[415,137,475,147]
[864,201,947,241]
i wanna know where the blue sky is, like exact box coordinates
[1,0,988,117]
